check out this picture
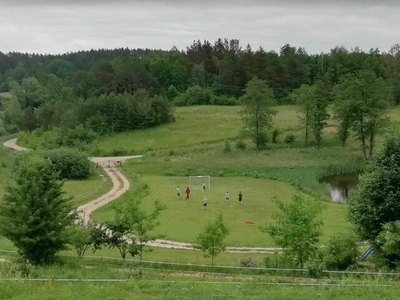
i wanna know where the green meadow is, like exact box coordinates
[93,174,349,246]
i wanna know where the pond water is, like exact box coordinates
[319,172,360,203]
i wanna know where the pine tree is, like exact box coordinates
[0,155,75,265]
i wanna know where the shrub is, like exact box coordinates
[263,252,295,268]
[284,134,295,145]
[223,141,232,153]
[15,148,91,180]
[306,251,326,278]
[45,148,92,179]
[235,140,246,150]
[324,234,359,270]
[272,128,280,143]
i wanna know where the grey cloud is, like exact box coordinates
[0,1,398,54]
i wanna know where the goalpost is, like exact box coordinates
[189,176,211,190]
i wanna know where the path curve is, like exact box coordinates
[3,138,280,253]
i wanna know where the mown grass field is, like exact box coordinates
[93,174,349,246]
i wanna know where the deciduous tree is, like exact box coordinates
[349,134,400,249]
[196,214,229,265]
[333,70,392,159]
[261,194,323,268]
[240,77,276,149]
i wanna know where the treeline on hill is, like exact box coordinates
[0,39,399,143]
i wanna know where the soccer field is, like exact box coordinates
[93,175,350,247]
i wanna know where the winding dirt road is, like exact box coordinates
[3,138,279,253]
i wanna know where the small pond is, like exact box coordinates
[319,172,360,203]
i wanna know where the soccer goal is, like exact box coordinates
[189,175,211,190]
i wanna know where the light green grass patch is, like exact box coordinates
[89,105,300,155]
[93,175,350,247]
[63,169,112,207]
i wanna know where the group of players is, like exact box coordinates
[175,185,243,208]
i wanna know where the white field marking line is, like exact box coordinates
[73,184,103,200]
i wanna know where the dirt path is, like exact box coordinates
[3,138,280,253]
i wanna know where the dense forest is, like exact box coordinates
[0,39,399,145]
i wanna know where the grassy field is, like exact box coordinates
[93,174,349,246]
[2,279,400,300]
[0,257,399,300]
[87,105,301,155]
[87,105,400,156]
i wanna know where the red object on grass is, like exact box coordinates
[245,220,253,224]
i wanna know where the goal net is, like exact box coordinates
[189,176,211,190]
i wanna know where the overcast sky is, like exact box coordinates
[0,0,399,55]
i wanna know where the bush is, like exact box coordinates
[272,128,280,143]
[306,251,326,278]
[263,252,295,268]
[324,234,359,270]
[235,140,246,150]
[284,134,295,145]
[223,141,232,153]
[45,148,92,179]
[15,148,91,180]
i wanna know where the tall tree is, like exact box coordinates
[291,84,314,146]
[106,194,166,260]
[196,214,229,265]
[384,44,400,104]
[309,81,330,149]
[0,155,75,265]
[349,134,400,265]
[261,194,323,268]
[240,77,276,149]
[333,70,392,159]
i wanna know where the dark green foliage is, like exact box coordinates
[284,134,295,145]
[309,81,330,149]
[15,148,91,180]
[272,128,280,143]
[324,234,359,270]
[349,134,400,264]
[377,221,400,267]
[223,140,231,153]
[333,70,392,159]
[174,86,213,106]
[45,148,91,179]
[78,91,173,133]
[241,77,276,149]
[0,156,75,265]
[235,140,246,150]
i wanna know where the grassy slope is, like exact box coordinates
[90,104,373,247]
[89,105,400,155]
[89,105,300,155]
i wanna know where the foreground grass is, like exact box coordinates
[2,281,399,300]
[0,262,399,300]
[93,173,350,246]
[1,254,399,300]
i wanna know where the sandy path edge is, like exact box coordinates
[3,138,280,253]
